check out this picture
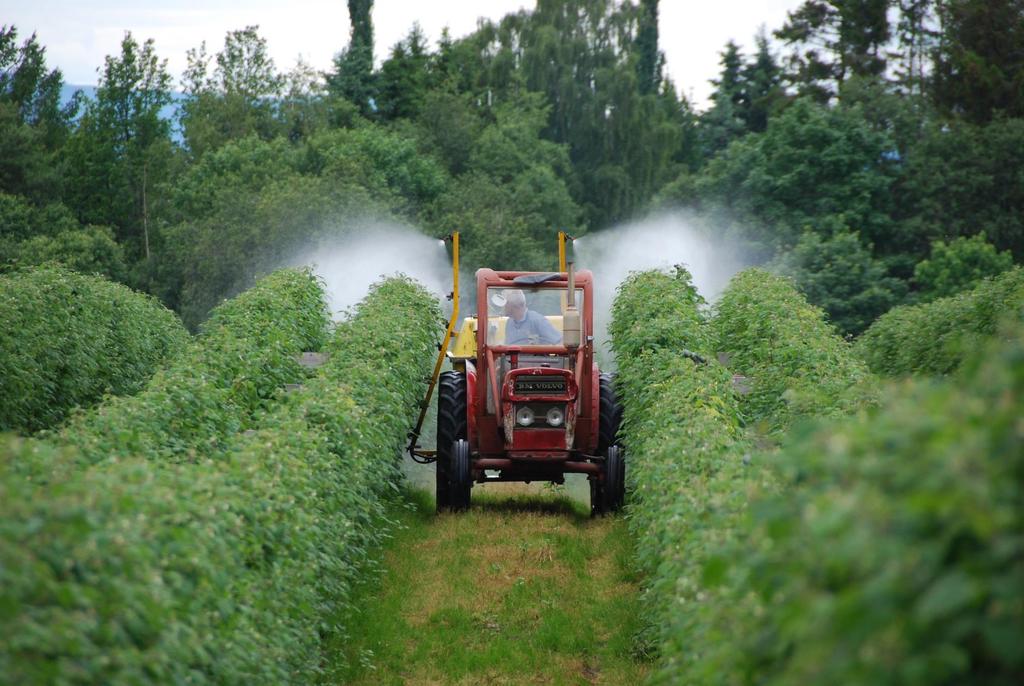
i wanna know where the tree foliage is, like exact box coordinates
[63,33,173,261]
[0,193,126,278]
[327,0,376,115]
[0,26,75,201]
[895,117,1024,260]
[775,0,891,101]
[778,228,907,336]
[0,26,75,149]
[180,26,283,157]
[914,233,1014,300]
[932,0,1024,122]
[690,98,896,253]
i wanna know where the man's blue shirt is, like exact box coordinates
[505,309,562,345]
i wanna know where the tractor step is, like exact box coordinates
[281,353,329,394]
[296,352,328,369]
[716,352,753,395]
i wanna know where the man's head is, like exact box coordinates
[504,289,527,322]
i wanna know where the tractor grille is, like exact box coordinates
[514,375,567,395]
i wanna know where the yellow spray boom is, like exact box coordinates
[407,232,459,461]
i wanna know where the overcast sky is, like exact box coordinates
[2,0,801,109]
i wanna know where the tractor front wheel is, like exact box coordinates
[448,439,472,512]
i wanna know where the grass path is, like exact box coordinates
[325,486,650,685]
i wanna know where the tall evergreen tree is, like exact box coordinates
[377,24,430,121]
[328,0,376,114]
[932,0,1024,122]
[700,41,748,155]
[894,0,939,94]
[635,0,661,95]
[742,29,785,132]
[775,0,891,101]
[0,26,77,201]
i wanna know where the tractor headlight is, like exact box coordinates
[545,406,564,427]
[516,406,535,426]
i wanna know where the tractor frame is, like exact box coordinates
[408,233,624,514]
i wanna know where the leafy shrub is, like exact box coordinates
[712,268,873,434]
[611,266,877,675]
[776,228,907,337]
[48,267,330,467]
[0,276,440,683]
[689,322,1024,685]
[913,233,1014,301]
[610,268,755,655]
[857,266,1024,376]
[0,266,188,433]
[11,225,127,280]
[608,267,711,360]
[0,195,126,279]
[614,266,1020,685]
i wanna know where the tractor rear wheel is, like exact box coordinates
[602,445,625,513]
[589,477,604,517]
[598,373,623,454]
[436,371,467,513]
[592,445,625,516]
[449,439,472,512]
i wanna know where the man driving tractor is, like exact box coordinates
[502,289,562,345]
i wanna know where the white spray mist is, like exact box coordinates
[574,210,752,364]
[287,220,452,320]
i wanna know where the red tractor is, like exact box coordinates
[408,233,624,514]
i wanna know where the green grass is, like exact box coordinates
[324,487,649,685]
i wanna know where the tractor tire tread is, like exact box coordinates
[436,371,467,512]
[449,439,472,512]
[598,372,623,454]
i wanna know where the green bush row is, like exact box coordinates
[608,266,713,359]
[610,266,875,679]
[0,277,441,684]
[681,324,1024,685]
[0,266,189,434]
[609,268,755,658]
[856,266,1024,376]
[711,268,873,434]
[45,268,330,468]
[614,266,1020,684]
